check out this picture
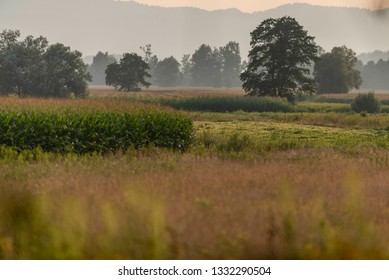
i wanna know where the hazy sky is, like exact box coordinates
[128,0,389,12]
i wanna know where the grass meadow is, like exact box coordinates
[1,87,389,259]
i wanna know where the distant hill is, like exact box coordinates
[1,0,389,59]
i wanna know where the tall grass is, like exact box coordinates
[1,150,389,259]
[0,97,165,114]
[0,184,168,259]
[160,96,294,113]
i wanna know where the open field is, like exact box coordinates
[2,88,389,259]
[89,86,389,99]
[88,87,389,113]
[89,86,246,98]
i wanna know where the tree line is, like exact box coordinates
[90,19,367,102]
[359,59,389,90]
[90,41,388,94]
[1,18,387,100]
[89,41,243,89]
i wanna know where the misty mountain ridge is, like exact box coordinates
[1,0,389,60]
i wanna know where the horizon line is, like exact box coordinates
[117,0,389,14]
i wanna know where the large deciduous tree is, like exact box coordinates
[105,53,150,92]
[240,17,318,103]
[43,43,91,98]
[0,29,90,98]
[0,30,48,96]
[191,44,215,87]
[190,44,225,87]
[314,46,362,93]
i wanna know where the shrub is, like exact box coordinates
[351,92,381,114]
[217,133,254,153]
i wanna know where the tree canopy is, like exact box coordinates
[154,56,181,87]
[180,54,192,86]
[190,42,242,87]
[0,29,90,98]
[220,41,242,88]
[140,44,158,85]
[191,44,217,87]
[314,46,362,93]
[240,17,318,103]
[88,51,117,85]
[360,59,389,90]
[105,53,151,91]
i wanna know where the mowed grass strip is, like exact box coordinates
[0,111,194,154]
[194,120,389,156]
[192,111,389,130]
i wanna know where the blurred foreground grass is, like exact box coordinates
[1,146,389,259]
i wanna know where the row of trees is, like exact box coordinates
[89,41,243,88]
[0,30,90,98]
[0,18,377,101]
[360,59,389,90]
[90,18,363,102]
[188,42,241,87]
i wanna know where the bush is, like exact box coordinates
[351,92,381,114]
[0,111,193,154]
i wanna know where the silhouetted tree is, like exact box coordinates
[240,17,318,103]
[154,56,180,87]
[220,41,241,87]
[18,35,49,96]
[211,47,223,87]
[191,44,224,87]
[314,46,362,93]
[43,43,91,98]
[180,54,192,86]
[88,51,117,85]
[140,44,158,85]
[0,30,18,94]
[191,44,214,86]
[105,53,150,91]
[360,59,389,90]
[0,30,48,96]
[0,29,90,97]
